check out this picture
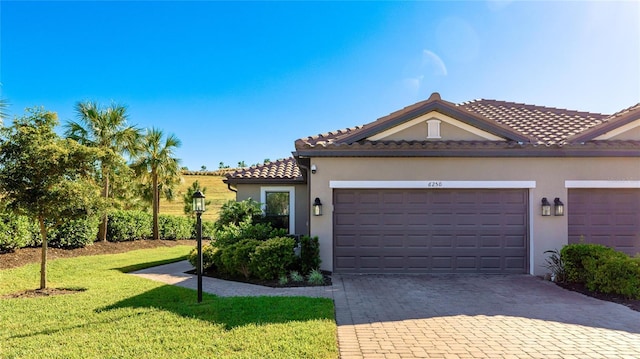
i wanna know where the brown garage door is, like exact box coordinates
[333,189,529,273]
[568,189,640,256]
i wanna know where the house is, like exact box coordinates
[225,93,640,276]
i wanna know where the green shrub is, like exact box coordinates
[49,216,99,249]
[201,220,216,239]
[251,236,296,280]
[107,210,152,242]
[290,270,304,282]
[561,243,623,283]
[587,255,640,299]
[278,275,289,285]
[0,213,35,253]
[159,215,192,240]
[220,239,260,278]
[299,235,321,274]
[213,219,287,246]
[543,249,566,282]
[187,244,221,271]
[307,269,325,286]
[215,199,263,229]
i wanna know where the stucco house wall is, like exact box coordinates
[307,156,640,275]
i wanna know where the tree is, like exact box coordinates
[200,165,207,171]
[182,180,212,217]
[65,102,141,241]
[0,108,102,289]
[238,160,246,168]
[0,98,8,124]
[131,128,181,240]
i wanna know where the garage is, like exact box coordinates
[333,188,529,273]
[568,188,640,256]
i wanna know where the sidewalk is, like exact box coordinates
[131,260,335,298]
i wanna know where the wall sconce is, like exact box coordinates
[541,197,551,216]
[554,198,564,216]
[311,164,317,174]
[313,197,322,216]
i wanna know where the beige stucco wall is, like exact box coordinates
[234,183,309,236]
[609,125,640,140]
[307,156,640,275]
[380,121,487,141]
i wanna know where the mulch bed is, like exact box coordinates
[188,268,332,288]
[2,287,86,299]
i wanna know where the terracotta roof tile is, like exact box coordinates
[459,99,608,145]
[296,96,625,149]
[225,157,303,182]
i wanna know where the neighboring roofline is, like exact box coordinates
[568,103,640,143]
[336,93,533,144]
[224,177,305,185]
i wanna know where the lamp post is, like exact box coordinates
[192,190,206,303]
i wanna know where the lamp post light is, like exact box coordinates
[192,190,206,303]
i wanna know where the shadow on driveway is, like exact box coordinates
[333,274,640,334]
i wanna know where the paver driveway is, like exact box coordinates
[332,274,640,358]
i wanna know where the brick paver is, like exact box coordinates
[333,274,640,358]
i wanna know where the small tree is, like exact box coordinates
[131,128,181,240]
[0,108,102,289]
[183,180,212,217]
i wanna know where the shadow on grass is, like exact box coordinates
[97,284,334,330]
[113,256,188,273]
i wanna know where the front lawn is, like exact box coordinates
[0,246,337,358]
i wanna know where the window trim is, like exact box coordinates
[260,186,295,234]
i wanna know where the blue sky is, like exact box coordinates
[2,1,639,170]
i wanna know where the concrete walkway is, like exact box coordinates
[133,262,640,358]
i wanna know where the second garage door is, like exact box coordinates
[333,188,529,273]
[568,188,640,256]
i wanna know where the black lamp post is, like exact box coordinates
[192,190,206,303]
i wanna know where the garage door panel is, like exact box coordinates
[569,189,640,256]
[334,188,528,273]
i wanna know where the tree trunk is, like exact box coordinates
[97,173,109,241]
[152,170,159,240]
[38,216,48,289]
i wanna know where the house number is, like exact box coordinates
[427,181,443,188]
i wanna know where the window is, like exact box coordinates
[260,186,295,234]
[426,119,441,139]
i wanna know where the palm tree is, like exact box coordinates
[65,102,141,241]
[131,128,181,240]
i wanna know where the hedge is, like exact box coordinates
[0,213,36,253]
[158,215,192,240]
[106,210,152,242]
[49,216,99,249]
[561,243,640,299]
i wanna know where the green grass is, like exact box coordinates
[161,174,235,222]
[0,246,338,358]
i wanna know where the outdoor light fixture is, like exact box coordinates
[192,190,206,303]
[541,197,551,216]
[192,190,206,214]
[554,197,564,216]
[311,164,317,174]
[313,197,323,216]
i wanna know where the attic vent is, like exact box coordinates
[426,119,441,139]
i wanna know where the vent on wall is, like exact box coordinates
[427,119,441,139]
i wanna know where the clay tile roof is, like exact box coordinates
[225,157,303,183]
[458,99,608,145]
